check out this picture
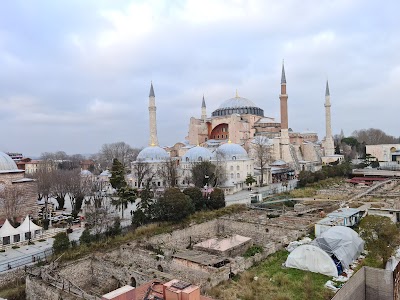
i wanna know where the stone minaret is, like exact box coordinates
[148,82,159,146]
[201,95,207,121]
[280,62,288,131]
[323,80,335,156]
[279,61,291,162]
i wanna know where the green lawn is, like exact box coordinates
[208,250,334,300]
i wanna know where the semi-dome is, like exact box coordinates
[212,95,264,117]
[80,170,92,176]
[182,146,213,162]
[137,146,169,162]
[216,142,248,160]
[0,152,18,171]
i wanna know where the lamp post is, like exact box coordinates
[28,214,31,244]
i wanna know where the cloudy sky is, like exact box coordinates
[0,0,398,156]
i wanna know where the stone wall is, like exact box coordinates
[0,268,25,290]
[26,276,79,300]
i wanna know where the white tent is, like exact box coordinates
[285,244,338,277]
[313,226,364,269]
[17,216,43,241]
[0,219,21,244]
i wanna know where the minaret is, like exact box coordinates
[280,62,288,130]
[279,61,291,162]
[148,82,159,146]
[201,94,207,121]
[323,80,335,156]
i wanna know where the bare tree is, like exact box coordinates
[252,136,273,187]
[0,184,24,225]
[132,159,153,188]
[51,170,69,210]
[214,149,227,186]
[352,128,400,145]
[97,142,140,169]
[157,158,179,188]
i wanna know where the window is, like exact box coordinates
[198,156,203,162]
[157,182,160,186]
[232,156,236,160]
[13,234,20,243]
[237,173,240,179]
[231,173,234,179]
[237,165,240,171]
[230,166,233,171]
[186,157,189,162]
[134,182,137,186]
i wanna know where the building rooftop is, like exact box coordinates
[328,208,360,218]
[194,234,251,252]
[173,250,228,267]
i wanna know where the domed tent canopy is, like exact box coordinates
[285,244,338,277]
[0,219,21,244]
[313,226,364,269]
[182,146,213,163]
[17,216,43,241]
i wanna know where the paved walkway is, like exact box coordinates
[225,180,298,205]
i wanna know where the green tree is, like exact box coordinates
[79,228,92,245]
[191,161,216,188]
[245,174,256,190]
[156,188,194,222]
[53,232,70,254]
[208,188,225,210]
[112,185,137,219]
[183,187,205,211]
[359,215,400,268]
[110,158,126,190]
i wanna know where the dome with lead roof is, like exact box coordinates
[212,94,264,117]
[0,152,18,171]
[137,146,169,162]
[182,146,213,162]
[216,142,248,160]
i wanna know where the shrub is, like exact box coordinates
[53,232,70,254]
[79,228,93,245]
[11,246,20,249]
[243,245,263,258]
[208,188,226,210]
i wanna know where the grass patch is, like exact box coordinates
[209,250,334,300]
[243,245,263,258]
[59,204,247,263]
[0,280,26,300]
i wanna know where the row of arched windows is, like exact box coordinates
[212,107,264,117]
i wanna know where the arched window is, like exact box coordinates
[186,157,189,162]
[237,173,240,179]
[237,165,240,170]
[230,166,234,171]
[131,277,137,288]
[198,156,203,162]
[231,173,234,179]
[232,156,236,160]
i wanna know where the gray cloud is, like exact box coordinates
[0,0,399,156]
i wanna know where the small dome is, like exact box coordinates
[216,142,248,160]
[137,146,169,162]
[182,146,213,162]
[218,97,257,109]
[80,170,92,176]
[0,152,18,171]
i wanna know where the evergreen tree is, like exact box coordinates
[183,187,205,211]
[208,188,225,210]
[132,187,155,226]
[110,158,126,190]
[245,174,256,190]
[53,232,70,254]
[156,188,194,222]
[79,228,92,245]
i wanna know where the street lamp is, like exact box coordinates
[28,214,31,244]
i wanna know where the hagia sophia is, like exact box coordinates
[132,63,343,194]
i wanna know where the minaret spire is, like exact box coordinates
[148,81,159,146]
[201,94,207,121]
[323,80,334,156]
[281,60,286,84]
[325,80,330,97]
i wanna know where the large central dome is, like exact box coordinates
[218,96,257,109]
[212,94,264,117]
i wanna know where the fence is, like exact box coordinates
[0,248,53,273]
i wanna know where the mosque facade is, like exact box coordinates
[132,63,342,194]
[0,152,38,224]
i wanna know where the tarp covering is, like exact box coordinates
[0,219,20,238]
[285,244,338,277]
[313,226,364,269]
